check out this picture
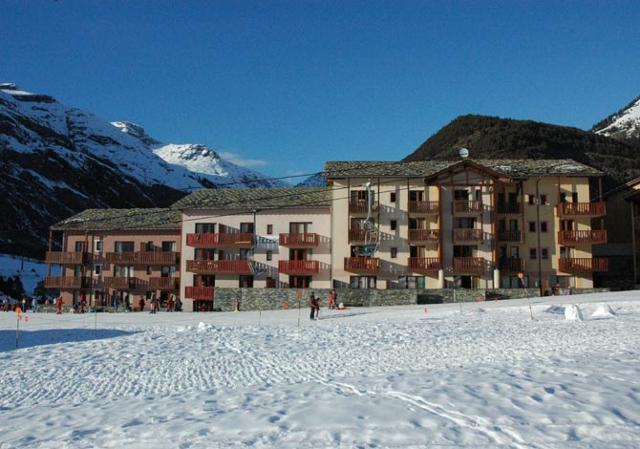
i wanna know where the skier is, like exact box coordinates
[124,293,131,312]
[175,296,182,312]
[55,296,63,314]
[80,294,87,314]
[21,296,27,314]
[150,293,157,314]
[328,289,337,310]
[138,296,146,312]
[167,293,175,312]
[31,297,38,313]
[309,293,320,320]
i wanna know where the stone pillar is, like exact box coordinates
[493,269,500,289]
[437,269,444,288]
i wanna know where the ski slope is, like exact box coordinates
[1,291,639,448]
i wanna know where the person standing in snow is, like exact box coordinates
[55,296,63,314]
[328,289,337,310]
[309,293,320,320]
[138,296,145,312]
[31,296,38,313]
[21,296,27,313]
[150,293,157,314]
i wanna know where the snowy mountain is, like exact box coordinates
[0,83,283,257]
[296,172,327,187]
[592,95,640,140]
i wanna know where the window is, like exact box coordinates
[74,241,85,252]
[162,241,176,252]
[195,223,215,233]
[540,194,547,205]
[114,241,134,252]
[528,194,535,205]
[95,240,102,252]
[390,192,396,203]
[540,222,548,233]
[94,265,102,275]
[350,276,376,289]
[240,222,255,233]
[529,222,536,232]
[390,247,398,259]
[266,277,276,288]
[530,248,537,260]
[390,220,397,231]
[267,224,273,235]
[560,192,567,203]
[541,248,549,260]
[146,265,152,275]
[266,250,273,261]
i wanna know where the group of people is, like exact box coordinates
[308,289,340,320]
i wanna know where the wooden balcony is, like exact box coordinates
[344,257,380,273]
[103,277,149,291]
[453,200,483,214]
[149,277,180,290]
[497,230,523,242]
[557,202,606,217]
[453,257,486,275]
[408,257,441,273]
[453,228,485,244]
[349,228,378,243]
[186,233,255,248]
[186,259,252,274]
[497,203,522,214]
[559,258,609,273]
[45,251,90,265]
[349,199,379,215]
[498,257,524,273]
[408,201,439,215]
[106,251,178,265]
[279,233,319,247]
[408,229,439,242]
[557,230,607,245]
[185,286,214,300]
[44,276,91,289]
[278,260,320,275]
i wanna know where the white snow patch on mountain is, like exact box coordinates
[594,97,640,139]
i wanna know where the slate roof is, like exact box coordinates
[51,208,182,231]
[323,159,603,178]
[172,187,332,210]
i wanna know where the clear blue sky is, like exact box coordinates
[2,0,639,179]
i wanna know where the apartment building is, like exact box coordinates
[45,209,181,307]
[173,188,331,312]
[326,158,607,291]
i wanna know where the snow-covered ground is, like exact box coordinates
[0,253,49,294]
[1,291,640,448]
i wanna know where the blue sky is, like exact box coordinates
[2,0,639,180]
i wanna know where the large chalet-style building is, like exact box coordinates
[45,158,609,311]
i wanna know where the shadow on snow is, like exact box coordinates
[0,328,137,352]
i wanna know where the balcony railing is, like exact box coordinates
[186,259,252,274]
[408,229,439,242]
[349,199,379,215]
[497,202,522,214]
[45,251,90,265]
[279,233,319,247]
[408,201,439,214]
[103,277,149,291]
[557,230,607,244]
[106,251,178,265]
[559,258,609,273]
[498,257,524,273]
[186,233,255,247]
[453,257,486,274]
[453,200,483,214]
[497,230,523,242]
[557,202,606,217]
[349,228,378,242]
[149,277,180,290]
[344,257,380,273]
[453,228,485,243]
[44,276,91,289]
[185,286,214,300]
[408,257,441,273]
[278,260,320,275]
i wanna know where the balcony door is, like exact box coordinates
[240,222,255,234]
[454,190,469,200]
[161,266,176,278]
[74,241,85,252]
[409,218,425,230]
[409,190,424,202]
[560,247,575,258]
[290,222,311,233]
[162,241,176,252]
[195,248,216,261]
[351,190,373,202]
[195,223,215,233]
[453,246,475,257]
[194,274,215,287]
[290,276,311,288]
[456,217,476,229]
[114,241,134,253]
[410,246,425,258]
[114,265,134,278]
[560,220,575,231]
[290,249,310,260]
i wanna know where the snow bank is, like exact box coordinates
[564,304,583,321]
[592,304,617,318]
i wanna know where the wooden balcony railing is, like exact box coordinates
[557,230,607,244]
[185,286,214,300]
[453,228,485,243]
[106,251,178,265]
[408,257,441,273]
[186,259,252,274]
[149,277,180,290]
[186,233,255,247]
[44,276,91,289]
[344,257,380,273]
[559,258,609,273]
[278,260,320,275]
[557,202,606,217]
[453,257,486,274]
[408,229,439,241]
[45,251,90,265]
[349,199,379,214]
[498,257,524,273]
[408,201,439,214]
[349,228,378,242]
[103,277,149,291]
[453,200,483,214]
[497,203,522,214]
[279,233,319,247]
[497,230,523,242]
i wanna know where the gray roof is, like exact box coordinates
[172,187,332,210]
[324,159,603,178]
[52,208,182,231]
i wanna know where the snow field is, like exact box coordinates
[1,291,639,448]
